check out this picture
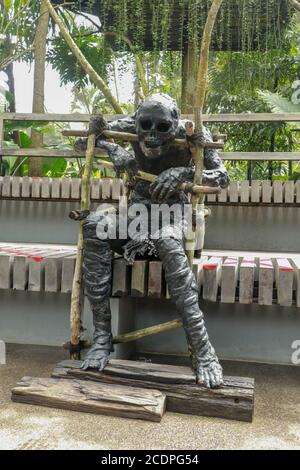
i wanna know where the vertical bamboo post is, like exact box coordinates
[186,0,224,267]
[45,0,123,115]
[70,133,96,360]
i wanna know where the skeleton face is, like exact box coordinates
[136,93,179,159]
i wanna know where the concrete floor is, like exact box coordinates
[0,344,300,450]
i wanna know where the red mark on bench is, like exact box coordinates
[0,248,44,263]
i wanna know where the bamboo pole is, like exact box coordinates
[113,319,183,344]
[70,133,96,359]
[186,0,224,267]
[64,129,224,149]
[44,0,123,115]
[97,159,220,195]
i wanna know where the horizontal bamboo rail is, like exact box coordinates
[97,160,221,194]
[64,129,224,149]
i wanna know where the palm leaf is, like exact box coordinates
[258,91,300,114]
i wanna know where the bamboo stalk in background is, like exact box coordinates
[44,0,123,115]
[186,0,224,267]
[70,133,96,360]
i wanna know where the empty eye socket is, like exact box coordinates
[140,119,152,131]
[157,122,171,132]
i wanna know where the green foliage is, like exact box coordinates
[0,0,38,69]
[47,18,113,89]
[97,0,290,53]
[258,91,300,113]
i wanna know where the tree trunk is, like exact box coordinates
[29,0,49,177]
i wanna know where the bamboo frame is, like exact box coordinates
[97,159,221,195]
[70,133,96,360]
[187,0,224,267]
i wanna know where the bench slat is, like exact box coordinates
[258,258,274,306]
[221,257,239,303]
[239,257,256,304]
[202,257,223,302]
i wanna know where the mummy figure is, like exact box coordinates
[76,93,229,388]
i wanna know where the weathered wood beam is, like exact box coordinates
[11,376,166,422]
[52,359,255,422]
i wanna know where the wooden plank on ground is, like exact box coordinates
[112,258,130,297]
[11,376,166,423]
[148,261,163,298]
[202,257,222,302]
[258,258,274,306]
[239,257,256,304]
[274,258,294,307]
[131,260,148,297]
[221,257,239,303]
[52,359,255,423]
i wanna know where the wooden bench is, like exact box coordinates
[0,176,123,202]
[1,176,300,205]
[1,243,299,308]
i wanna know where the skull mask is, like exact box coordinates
[135,93,179,159]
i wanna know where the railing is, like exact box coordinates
[1,112,300,181]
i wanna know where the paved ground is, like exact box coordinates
[0,344,300,450]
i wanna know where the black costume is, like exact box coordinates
[77,93,229,388]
